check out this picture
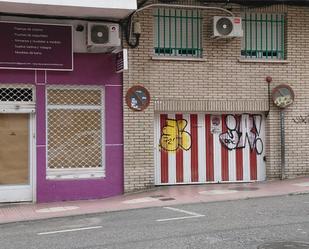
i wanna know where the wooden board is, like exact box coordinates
[0,114,29,185]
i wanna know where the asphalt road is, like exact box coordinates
[1,194,309,249]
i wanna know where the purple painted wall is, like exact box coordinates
[0,53,123,203]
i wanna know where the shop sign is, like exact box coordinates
[116,49,128,73]
[0,21,73,71]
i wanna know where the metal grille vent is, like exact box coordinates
[0,87,33,102]
[47,87,103,170]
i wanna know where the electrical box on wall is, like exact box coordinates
[213,16,243,38]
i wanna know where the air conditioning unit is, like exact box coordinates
[87,22,121,52]
[213,16,243,38]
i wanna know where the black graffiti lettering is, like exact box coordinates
[219,114,264,155]
[254,138,263,155]
[293,114,309,124]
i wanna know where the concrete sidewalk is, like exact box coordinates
[1,177,309,225]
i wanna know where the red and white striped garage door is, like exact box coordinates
[154,113,266,185]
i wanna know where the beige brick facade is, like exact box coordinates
[123,2,309,192]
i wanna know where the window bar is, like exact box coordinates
[255,13,258,58]
[271,14,273,59]
[174,9,177,56]
[191,10,194,56]
[266,14,268,59]
[276,14,279,59]
[197,10,200,57]
[281,14,284,60]
[163,8,166,55]
[244,13,247,58]
[260,13,263,59]
[180,9,183,56]
[250,13,253,58]
[186,10,188,56]
[157,9,160,55]
[169,9,172,55]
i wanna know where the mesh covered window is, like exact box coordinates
[241,13,285,60]
[0,86,33,102]
[154,8,202,58]
[47,87,104,171]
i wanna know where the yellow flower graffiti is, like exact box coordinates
[160,119,191,152]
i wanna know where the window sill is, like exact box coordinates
[151,56,206,62]
[46,168,105,180]
[238,58,289,64]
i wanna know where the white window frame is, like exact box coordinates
[46,85,105,180]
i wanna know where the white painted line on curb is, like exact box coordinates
[122,197,159,204]
[199,189,238,195]
[293,182,309,187]
[35,206,79,213]
[156,207,205,222]
[37,226,102,235]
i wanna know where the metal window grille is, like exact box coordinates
[241,13,285,60]
[47,87,104,170]
[154,8,202,58]
[0,86,34,102]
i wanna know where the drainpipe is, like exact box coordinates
[280,109,285,180]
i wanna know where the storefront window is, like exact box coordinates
[46,86,105,179]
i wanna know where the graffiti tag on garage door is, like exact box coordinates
[219,114,263,155]
[160,119,191,152]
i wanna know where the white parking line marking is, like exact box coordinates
[37,226,102,235]
[163,207,204,216]
[156,207,205,222]
[157,215,204,222]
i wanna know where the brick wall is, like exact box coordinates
[123,2,309,192]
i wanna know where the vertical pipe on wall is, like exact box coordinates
[280,109,285,180]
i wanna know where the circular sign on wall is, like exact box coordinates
[125,85,150,111]
[271,84,295,109]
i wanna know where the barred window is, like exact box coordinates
[241,13,285,60]
[0,86,34,102]
[154,8,202,58]
[46,86,104,179]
